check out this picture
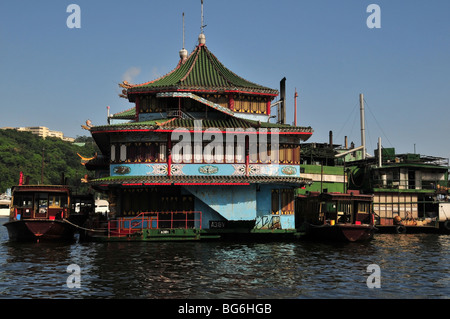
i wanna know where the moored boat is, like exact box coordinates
[296,190,376,242]
[4,185,75,242]
[0,197,11,217]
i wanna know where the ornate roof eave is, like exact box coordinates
[110,107,135,120]
[89,174,313,188]
[89,119,314,137]
[126,87,279,100]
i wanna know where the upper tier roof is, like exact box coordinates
[122,44,279,97]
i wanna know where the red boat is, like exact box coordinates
[296,191,376,242]
[4,185,75,242]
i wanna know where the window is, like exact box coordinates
[272,189,294,215]
[110,145,116,162]
[35,193,48,215]
[280,189,294,215]
[271,190,279,214]
[120,144,127,162]
[159,143,167,162]
[49,195,61,208]
[113,142,168,163]
[14,194,33,208]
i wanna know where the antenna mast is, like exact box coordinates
[198,0,206,44]
[182,12,185,49]
[179,12,188,60]
[201,0,205,34]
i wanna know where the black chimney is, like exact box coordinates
[280,77,286,124]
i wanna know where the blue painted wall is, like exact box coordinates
[186,185,257,223]
[184,184,297,230]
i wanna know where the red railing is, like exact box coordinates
[107,211,202,238]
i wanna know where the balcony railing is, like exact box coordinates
[371,179,449,191]
[106,211,202,238]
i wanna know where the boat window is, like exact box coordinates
[35,193,48,214]
[358,203,371,213]
[338,201,352,214]
[323,202,336,213]
[13,194,33,208]
[49,193,66,208]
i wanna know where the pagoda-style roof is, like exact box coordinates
[122,43,279,98]
[110,107,135,120]
[90,115,313,155]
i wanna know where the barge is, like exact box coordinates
[4,185,76,242]
[296,191,376,242]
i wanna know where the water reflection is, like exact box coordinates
[0,216,449,299]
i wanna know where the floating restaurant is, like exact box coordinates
[81,20,313,240]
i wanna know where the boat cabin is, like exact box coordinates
[10,185,70,221]
[296,190,374,228]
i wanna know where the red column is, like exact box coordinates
[228,94,234,111]
[167,134,172,177]
[245,137,249,177]
[135,97,140,122]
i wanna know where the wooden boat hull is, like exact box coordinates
[302,223,375,242]
[4,219,75,242]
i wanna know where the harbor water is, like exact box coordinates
[0,217,448,299]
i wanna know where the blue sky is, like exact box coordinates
[1,0,450,160]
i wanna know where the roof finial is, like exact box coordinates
[179,12,188,60]
[198,0,206,45]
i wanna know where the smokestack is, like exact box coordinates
[280,77,286,124]
[329,131,333,148]
[345,136,348,149]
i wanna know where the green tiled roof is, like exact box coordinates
[126,44,278,95]
[110,107,135,120]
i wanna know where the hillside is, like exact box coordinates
[0,129,98,194]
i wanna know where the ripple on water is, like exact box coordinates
[0,227,449,298]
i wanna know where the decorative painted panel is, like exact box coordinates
[110,163,300,177]
[110,163,168,177]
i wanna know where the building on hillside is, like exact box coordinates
[82,29,314,241]
[1,126,75,142]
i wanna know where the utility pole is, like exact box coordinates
[41,146,45,184]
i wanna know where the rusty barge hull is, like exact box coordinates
[301,223,376,242]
